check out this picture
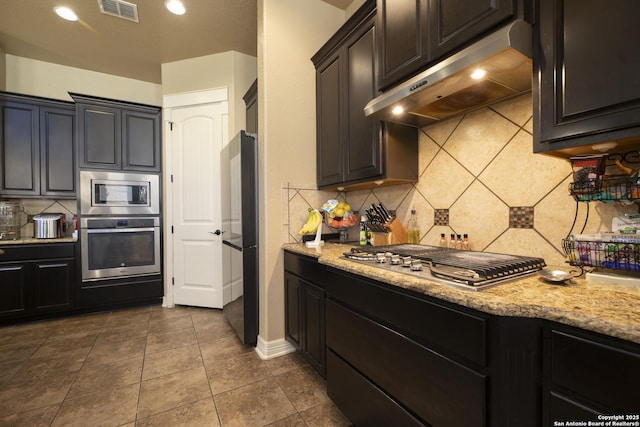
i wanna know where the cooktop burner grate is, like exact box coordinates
[343,244,546,290]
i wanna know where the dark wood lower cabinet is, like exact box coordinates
[79,275,163,309]
[283,250,640,426]
[284,251,326,377]
[0,243,76,321]
[324,266,542,427]
[327,299,486,426]
[543,323,640,423]
[327,349,424,427]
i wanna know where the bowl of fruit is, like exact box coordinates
[322,200,358,242]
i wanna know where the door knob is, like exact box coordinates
[210,230,223,235]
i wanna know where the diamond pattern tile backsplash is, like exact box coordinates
[284,92,637,265]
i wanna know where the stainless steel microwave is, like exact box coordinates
[80,170,160,215]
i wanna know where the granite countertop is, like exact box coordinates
[0,236,77,245]
[283,242,640,345]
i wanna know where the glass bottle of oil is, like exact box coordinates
[406,209,420,244]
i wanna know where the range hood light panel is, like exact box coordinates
[392,106,404,115]
[365,20,533,127]
[470,69,487,80]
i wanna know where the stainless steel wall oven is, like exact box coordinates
[80,216,160,281]
[79,170,161,281]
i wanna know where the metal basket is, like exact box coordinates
[563,237,640,272]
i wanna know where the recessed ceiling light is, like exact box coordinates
[165,0,186,15]
[54,6,78,21]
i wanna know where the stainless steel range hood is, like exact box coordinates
[364,20,533,128]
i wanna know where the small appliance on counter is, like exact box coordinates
[33,213,66,239]
[0,201,23,240]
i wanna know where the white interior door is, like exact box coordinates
[166,100,228,308]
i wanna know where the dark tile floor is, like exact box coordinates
[0,305,350,426]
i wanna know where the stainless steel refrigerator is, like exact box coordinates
[220,131,258,346]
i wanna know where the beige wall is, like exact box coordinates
[0,49,5,91]
[5,55,161,105]
[161,51,257,137]
[257,0,345,342]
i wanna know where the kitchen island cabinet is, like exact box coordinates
[0,92,76,198]
[534,0,640,157]
[312,0,418,190]
[283,242,640,425]
[284,250,326,377]
[71,93,161,172]
[0,242,77,321]
[325,265,541,427]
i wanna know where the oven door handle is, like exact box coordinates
[86,227,157,233]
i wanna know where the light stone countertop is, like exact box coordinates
[283,242,640,345]
[0,236,77,245]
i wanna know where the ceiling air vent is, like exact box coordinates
[98,0,139,22]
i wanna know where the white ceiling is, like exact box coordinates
[0,0,354,84]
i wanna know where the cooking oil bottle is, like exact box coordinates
[406,209,420,244]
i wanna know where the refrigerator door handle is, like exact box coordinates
[222,239,243,251]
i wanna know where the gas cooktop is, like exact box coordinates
[343,244,546,291]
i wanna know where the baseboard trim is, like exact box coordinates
[255,335,296,360]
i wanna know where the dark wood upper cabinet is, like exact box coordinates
[123,109,161,171]
[77,103,120,169]
[428,0,516,61]
[377,0,429,92]
[0,100,40,196]
[40,106,76,197]
[72,93,161,172]
[533,0,640,157]
[0,93,76,198]
[313,0,418,190]
[316,53,343,187]
[377,0,519,90]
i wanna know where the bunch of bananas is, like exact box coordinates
[298,208,322,235]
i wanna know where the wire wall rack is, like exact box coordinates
[563,236,640,272]
[569,151,640,203]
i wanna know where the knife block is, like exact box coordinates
[370,224,407,246]
[385,218,407,244]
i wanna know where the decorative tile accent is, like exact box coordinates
[509,207,534,229]
[434,209,449,226]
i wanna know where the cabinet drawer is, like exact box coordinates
[550,329,640,412]
[284,251,325,288]
[327,300,486,427]
[0,243,75,261]
[327,350,424,427]
[326,268,488,366]
[548,392,600,423]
